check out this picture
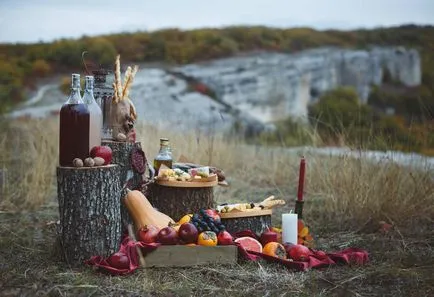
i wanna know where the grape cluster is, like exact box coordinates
[191,209,226,234]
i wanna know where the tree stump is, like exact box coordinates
[146,182,215,221]
[57,165,122,266]
[102,140,148,229]
[220,210,272,236]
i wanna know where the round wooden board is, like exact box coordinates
[219,209,272,219]
[57,164,117,170]
[156,174,218,188]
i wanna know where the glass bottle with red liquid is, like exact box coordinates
[59,73,90,166]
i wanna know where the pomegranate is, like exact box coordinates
[217,231,233,245]
[287,244,311,261]
[107,252,129,269]
[259,228,278,246]
[157,226,179,245]
[137,225,159,243]
[90,146,112,165]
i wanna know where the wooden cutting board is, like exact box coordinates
[219,209,272,219]
[156,174,218,188]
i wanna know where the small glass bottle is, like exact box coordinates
[83,76,102,152]
[153,138,173,174]
[59,74,90,166]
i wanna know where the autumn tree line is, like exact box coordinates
[0,25,433,153]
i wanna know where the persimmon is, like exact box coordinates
[262,242,287,259]
[197,231,218,246]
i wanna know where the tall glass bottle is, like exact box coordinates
[83,76,102,151]
[153,138,173,174]
[59,74,90,166]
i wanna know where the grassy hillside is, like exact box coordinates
[1,25,433,154]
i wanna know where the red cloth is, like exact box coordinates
[86,231,369,275]
[85,236,160,275]
[233,230,369,271]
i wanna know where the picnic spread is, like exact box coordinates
[56,54,369,275]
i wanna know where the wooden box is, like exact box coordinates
[143,245,238,268]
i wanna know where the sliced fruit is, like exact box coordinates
[234,237,262,253]
[197,231,218,246]
[262,242,287,259]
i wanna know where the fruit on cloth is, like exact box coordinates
[197,231,218,246]
[178,223,199,244]
[234,237,262,253]
[72,158,83,167]
[217,231,233,245]
[123,189,175,230]
[137,225,159,243]
[90,146,112,165]
[259,228,278,246]
[287,244,311,261]
[178,214,192,225]
[107,252,129,269]
[157,226,179,245]
[93,157,105,166]
[262,242,287,259]
[84,157,95,167]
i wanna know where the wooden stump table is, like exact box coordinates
[146,178,217,221]
[102,140,149,229]
[56,165,122,266]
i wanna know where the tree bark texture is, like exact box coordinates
[56,165,122,266]
[146,182,215,221]
[221,215,272,237]
[102,140,148,228]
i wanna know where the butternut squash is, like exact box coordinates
[123,189,175,230]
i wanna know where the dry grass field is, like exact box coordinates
[0,118,433,296]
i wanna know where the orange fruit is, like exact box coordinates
[234,237,262,253]
[262,242,287,259]
[197,231,218,246]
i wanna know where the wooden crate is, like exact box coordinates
[143,245,238,268]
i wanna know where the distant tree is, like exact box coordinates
[31,59,51,77]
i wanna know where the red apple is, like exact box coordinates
[137,225,159,243]
[259,228,278,246]
[205,209,220,222]
[217,231,233,245]
[107,252,129,269]
[157,226,179,245]
[178,223,198,244]
[287,244,311,261]
[90,146,112,165]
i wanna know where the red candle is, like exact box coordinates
[297,157,306,201]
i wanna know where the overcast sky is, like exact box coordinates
[0,0,433,43]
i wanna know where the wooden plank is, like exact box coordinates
[219,209,272,219]
[143,245,238,267]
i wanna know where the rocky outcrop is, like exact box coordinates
[175,46,421,123]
